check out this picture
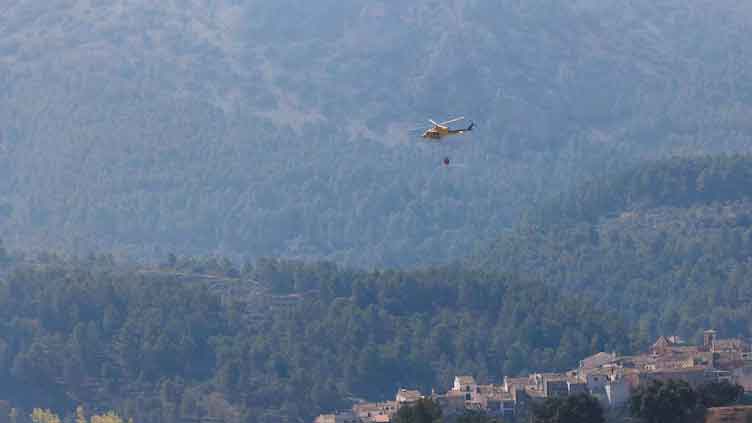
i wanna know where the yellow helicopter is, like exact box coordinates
[421,117,474,140]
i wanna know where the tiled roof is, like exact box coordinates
[477,384,504,395]
[444,390,467,398]
[505,377,531,386]
[714,339,748,351]
[487,392,514,401]
[581,352,617,369]
[647,366,707,375]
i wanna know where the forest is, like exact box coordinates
[3,1,752,421]
[2,155,752,422]
[0,251,627,423]
[479,155,752,349]
[3,1,752,267]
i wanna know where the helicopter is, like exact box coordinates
[414,117,474,166]
[421,117,474,140]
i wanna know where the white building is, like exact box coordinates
[453,376,478,400]
[315,411,359,423]
[396,389,422,407]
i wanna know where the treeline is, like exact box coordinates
[479,155,752,349]
[0,254,629,423]
[531,155,752,226]
[0,255,228,421]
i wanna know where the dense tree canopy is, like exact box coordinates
[532,394,604,423]
[629,380,702,423]
[480,155,752,347]
[531,155,752,226]
[0,254,629,423]
[696,381,745,409]
[392,399,442,423]
[2,148,752,423]
[456,411,503,423]
[4,2,752,267]
[627,380,745,423]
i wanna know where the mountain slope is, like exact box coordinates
[0,254,628,422]
[3,1,752,265]
[478,155,752,347]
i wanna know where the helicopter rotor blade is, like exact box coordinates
[439,116,465,126]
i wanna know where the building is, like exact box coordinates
[452,376,478,400]
[703,330,717,352]
[315,411,359,423]
[637,367,713,388]
[395,389,422,407]
[543,379,569,398]
[483,392,516,419]
[317,329,752,423]
[353,401,396,423]
[567,380,587,395]
[504,376,531,393]
[579,352,617,370]
[713,338,750,354]
[733,366,752,391]
[604,378,630,408]
[585,371,610,391]
[705,406,752,423]
[434,390,467,416]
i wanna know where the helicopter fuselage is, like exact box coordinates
[422,128,466,140]
[420,118,473,140]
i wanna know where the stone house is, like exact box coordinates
[604,378,631,408]
[703,330,749,354]
[567,380,587,395]
[732,366,752,392]
[504,376,531,393]
[315,411,359,423]
[452,376,478,400]
[395,389,422,407]
[483,392,516,420]
[579,352,618,370]
[585,372,610,391]
[543,379,569,398]
[434,390,468,416]
[353,401,396,422]
[637,367,713,388]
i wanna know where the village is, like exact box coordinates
[315,330,752,423]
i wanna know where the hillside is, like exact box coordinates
[0,254,628,423]
[478,155,752,349]
[3,1,752,266]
